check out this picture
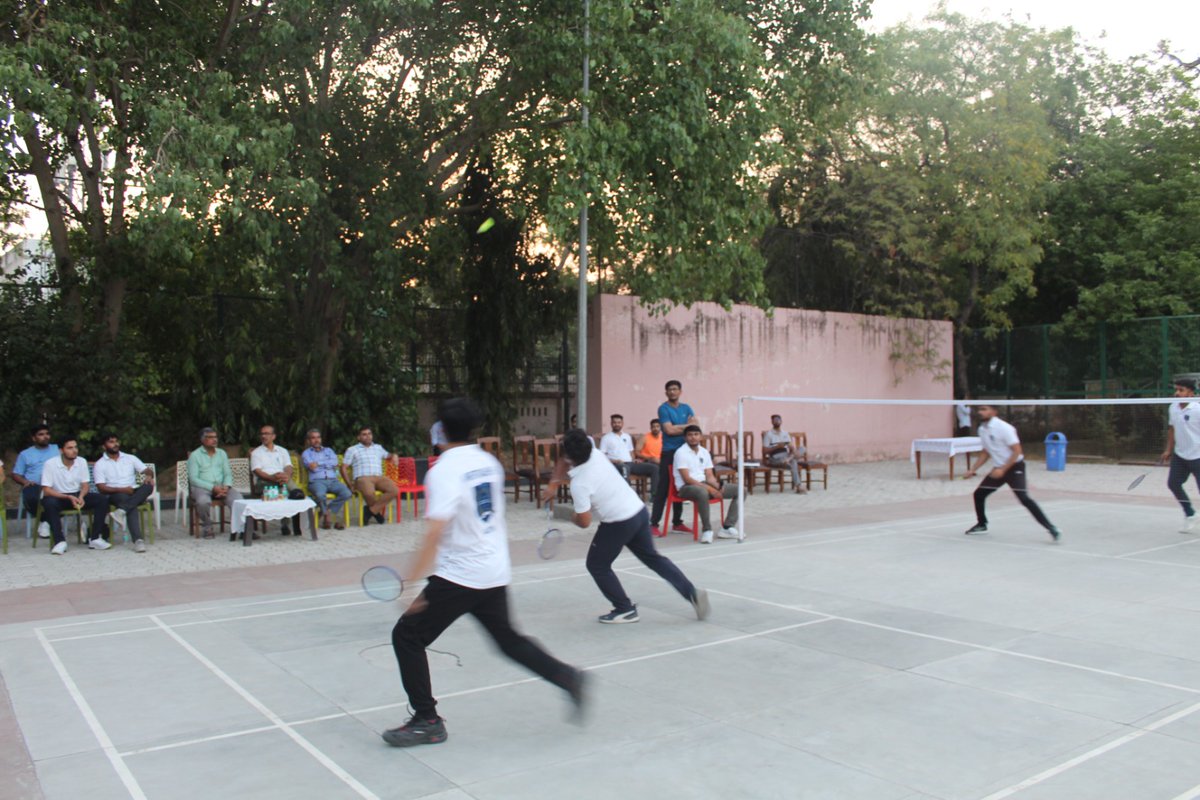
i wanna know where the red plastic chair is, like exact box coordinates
[666,465,724,542]
[390,457,425,519]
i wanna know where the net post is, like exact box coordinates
[737,396,745,541]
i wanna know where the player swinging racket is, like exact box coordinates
[963,405,1061,542]
[383,398,586,747]
[1160,374,1200,534]
[555,429,710,624]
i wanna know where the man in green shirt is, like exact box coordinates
[187,427,242,538]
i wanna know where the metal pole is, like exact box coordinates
[736,396,745,542]
[576,0,590,431]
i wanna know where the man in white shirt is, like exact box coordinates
[41,436,112,554]
[1161,375,1200,533]
[560,429,708,624]
[429,420,447,456]
[674,425,742,544]
[251,424,301,535]
[598,414,658,498]
[955,402,972,437]
[963,405,1060,541]
[94,432,154,552]
[384,398,585,748]
[762,415,807,494]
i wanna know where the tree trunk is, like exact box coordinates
[953,263,980,398]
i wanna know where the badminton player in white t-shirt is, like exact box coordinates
[559,429,710,624]
[1160,375,1200,533]
[963,405,1061,541]
[384,398,586,747]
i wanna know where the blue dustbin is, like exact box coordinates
[1044,432,1067,471]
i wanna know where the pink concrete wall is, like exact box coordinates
[586,294,955,462]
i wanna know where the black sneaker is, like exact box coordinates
[964,523,988,535]
[598,607,639,624]
[381,715,448,747]
[373,512,386,525]
[1048,526,1061,542]
[563,668,587,725]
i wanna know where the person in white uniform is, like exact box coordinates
[559,428,709,624]
[384,398,585,747]
[963,405,1060,541]
[1161,375,1200,533]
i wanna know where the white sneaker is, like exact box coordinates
[51,541,67,555]
[38,521,50,539]
[716,527,739,539]
[133,539,147,553]
[1181,516,1197,534]
[700,530,714,544]
[88,538,112,550]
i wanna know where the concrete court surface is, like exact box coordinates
[5,468,1200,798]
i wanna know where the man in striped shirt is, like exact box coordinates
[340,426,399,524]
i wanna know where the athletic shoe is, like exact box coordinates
[699,530,714,544]
[650,525,664,537]
[381,715,447,747]
[598,607,639,624]
[373,512,386,525]
[133,540,147,553]
[88,538,112,550]
[1181,516,1197,534]
[964,523,988,535]
[51,541,67,555]
[38,522,51,539]
[691,589,711,621]
[563,667,588,725]
[716,527,739,539]
[672,523,691,533]
[1048,526,1062,542]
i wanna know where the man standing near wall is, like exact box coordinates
[650,380,697,537]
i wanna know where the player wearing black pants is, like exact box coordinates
[384,398,585,748]
[1160,375,1200,533]
[963,405,1060,541]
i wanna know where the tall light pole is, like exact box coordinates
[576,0,590,431]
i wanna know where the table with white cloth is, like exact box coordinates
[230,498,318,546]
[910,437,983,480]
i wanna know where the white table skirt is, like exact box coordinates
[231,498,317,533]
[910,436,982,462]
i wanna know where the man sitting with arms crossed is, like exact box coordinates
[599,414,658,499]
[94,432,154,553]
[763,414,808,494]
[302,428,351,530]
[674,425,743,544]
[42,436,112,554]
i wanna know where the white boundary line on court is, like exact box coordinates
[1117,538,1200,558]
[1171,784,1200,800]
[147,615,380,800]
[33,629,148,799]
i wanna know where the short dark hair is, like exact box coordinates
[58,435,78,449]
[665,379,682,391]
[562,428,593,465]
[260,424,276,434]
[99,431,119,445]
[199,427,217,439]
[684,424,702,435]
[439,397,483,443]
[357,425,372,434]
[30,424,49,437]
[649,419,660,428]
[610,414,623,422]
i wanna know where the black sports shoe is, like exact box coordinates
[563,668,588,725]
[598,607,639,624]
[964,523,988,535]
[382,715,448,747]
[373,512,386,525]
[1048,526,1061,542]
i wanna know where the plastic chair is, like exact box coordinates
[347,465,397,526]
[665,465,724,541]
[794,432,828,490]
[388,457,427,519]
[512,436,538,504]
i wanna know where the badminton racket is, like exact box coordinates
[361,565,405,601]
[537,504,564,560]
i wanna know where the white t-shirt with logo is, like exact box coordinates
[978,417,1022,468]
[568,447,645,524]
[41,457,90,494]
[599,431,635,463]
[673,445,714,489]
[93,452,148,489]
[1170,401,1200,460]
[424,444,511,589]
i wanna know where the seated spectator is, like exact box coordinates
[430,420,447,456]
[12,424,58,539]
[673,425,743,544]
[599,414,658,497]
[636,419,663,465]
[94,432,155,553]
[302,428,351,530]
[41,436,111,554]
[340,426,399,525]
[187,427,243,539]
[762,414,807,494]
[251,424,301,535]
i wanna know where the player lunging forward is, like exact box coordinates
[1161,375,1200,533]
[384,398,586,747]
[963,405,1061,542]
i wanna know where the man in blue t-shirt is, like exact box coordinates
[11,424,59,538]
[650,379,698,536]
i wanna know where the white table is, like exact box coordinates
[910,437,983,480]
[231,498,318,546]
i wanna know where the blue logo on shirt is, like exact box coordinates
[474,483,494,523]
